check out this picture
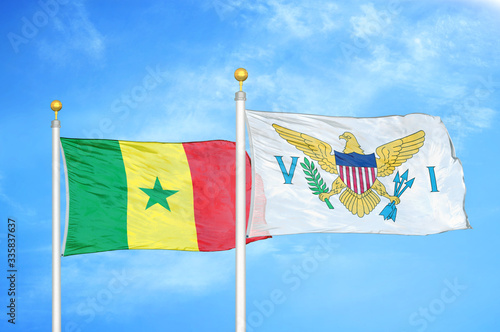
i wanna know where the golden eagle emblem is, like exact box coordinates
[273,124,425,218]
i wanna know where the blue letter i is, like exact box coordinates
[427,166,439,192]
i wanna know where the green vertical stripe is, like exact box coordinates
[61,138,129,256]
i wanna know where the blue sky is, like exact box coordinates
[1,0,499,331]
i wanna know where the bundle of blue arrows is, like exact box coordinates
[380,170,414,222]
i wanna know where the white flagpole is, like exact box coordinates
[234,68,248,332]
[51,100,62,332]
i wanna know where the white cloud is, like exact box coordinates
[237,1,500,142]
[450,0,500,10]
[336,2,499,132]
[409,37,439,61]
[443,107,496,137]
[230,44,276,64]
[265,0,339,38]
[128,66,237,142]
[250,67,364,117]
[350,3,393,39]
[441,93,497,151]
[37,0,105,63]
[207,0,339,39]
[468,107,496,128]
[74,0,499,148]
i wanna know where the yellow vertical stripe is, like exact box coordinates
[119,141,199,251]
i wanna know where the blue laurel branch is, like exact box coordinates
[380,169,415,222]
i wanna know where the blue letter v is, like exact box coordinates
[275,156,299,184]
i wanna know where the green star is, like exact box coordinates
[140,177,178,211]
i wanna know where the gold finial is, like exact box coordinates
[51,100,62,120]
[234,68,248,91]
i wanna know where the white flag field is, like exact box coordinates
[246,110,470,237]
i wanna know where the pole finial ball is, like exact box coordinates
[234,68,248,82]
[51,100,62,112]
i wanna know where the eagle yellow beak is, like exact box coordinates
[339,133,347,140]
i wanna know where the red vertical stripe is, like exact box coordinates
[346,167,352,191]
[363,167,370,192]
[183,140,268,251]
[357,167,364,194]
[351,167,359,194]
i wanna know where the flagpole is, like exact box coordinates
[234,68,248,332]
[51,100,62,332]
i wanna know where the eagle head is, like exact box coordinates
[339,132,364,154]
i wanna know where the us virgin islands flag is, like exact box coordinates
[245,110,470,237]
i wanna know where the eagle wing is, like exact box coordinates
[273,124,338,174]
[376,130,425,177]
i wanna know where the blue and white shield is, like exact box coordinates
[334,151,377,195]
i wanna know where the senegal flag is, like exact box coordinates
[60,138,267,256]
